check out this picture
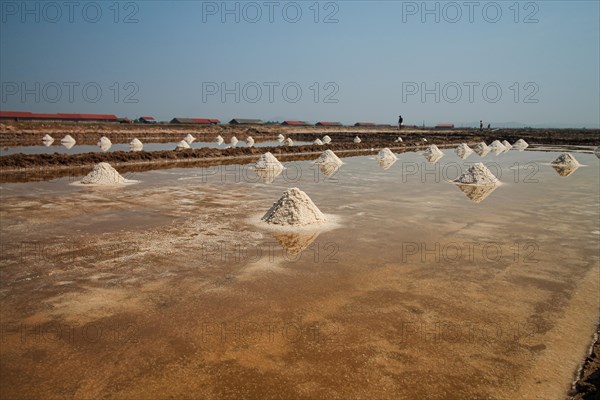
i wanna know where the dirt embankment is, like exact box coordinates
[1,121,598,146]
[570,329,600,400]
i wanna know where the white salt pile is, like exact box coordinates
[314,150,343,167]
[422,138,428,142]
[489,140,507,154]
[455,143,473,159]
[513,139,529,149]
[254,152,284,170]
[377,147,398,161]
[284,138,294,146]
[216,135,224,144]
[97,136,111,146]
[61,134,76,143]
[354,136,361,144]
[262,188,326,227]
[453,163,500,186]
[424,144,443,156]
[313,139,324,145]
[230,136,239,145]
[395,137,403,143]
[79,162,128,185]
[176,140,191,150]
[501,140,512,150]
[42,134,54,142]
[246,136,255,147]
[473,142,490,157]
[129,138,143,151]
[322,135,332,144]
[551,152,580,167]
[277,134,285,142]
[184,134,196,144]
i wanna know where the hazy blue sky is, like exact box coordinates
[1,1,599,127]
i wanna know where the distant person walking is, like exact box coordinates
[487,123,491,129]
[480,120,483,131]
[398,115,403,130]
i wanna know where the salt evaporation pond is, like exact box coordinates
[0,147,598,400]
[0,140,314,156]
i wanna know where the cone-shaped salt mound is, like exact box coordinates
[424,144,443,156]
[313,139,323,145]
[129,138,143,152]
[61,134,76,143]
[489,140,506,155]
[473,142,490,157]
[42,134,54,142]
[262,188,326,227]
[99,142,112,152]
[255,152,284,170]
[246,136,255,147]
[551,152,580,167]
[513,139,529,149]
[176,140,191,150]
[455,143,473,159]
[354,136,361,144]
[215,135,224,144]
[43,140,53,147]
[422,138,428,142]
[501,140,512,150]
[551,153,581,176]
[230,136,239,145]
[453,163,500,186]
[98,136,111,145]
[322,135,332,144]
[184,134,196,144]
[395,137,403,143]
[314,150,343,167]
[277,133,285,142]
[80,162,127,185]
[377,148,398,161]
[284,138,293,146]
[594,146,600,159]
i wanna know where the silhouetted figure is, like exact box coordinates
[480,120,483,131]
[398,115,403,130]
[487,123,491,129]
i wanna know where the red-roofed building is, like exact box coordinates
[0,111,118,122]
[170,118,220,125]
[435,124,454,129]
[281,120,310,126]
[316,122,343,126]
[138,116,157,124]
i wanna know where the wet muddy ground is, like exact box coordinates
[1,148,598,399]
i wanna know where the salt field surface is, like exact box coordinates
[0,147,598,399]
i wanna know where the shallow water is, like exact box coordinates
[0,148,598,399]
[0,140,313,156]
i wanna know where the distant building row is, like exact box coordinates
[0,111,454,128]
